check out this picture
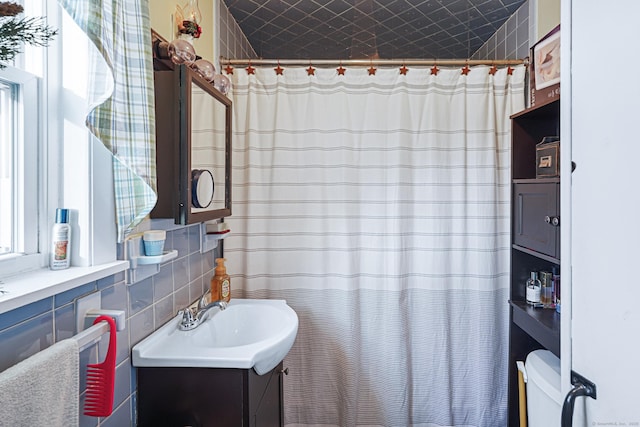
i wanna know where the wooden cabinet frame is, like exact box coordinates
[507,99,560,426]
[150,30,232,225]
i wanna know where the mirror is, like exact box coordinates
[191,169,214,208]
[151,57,232,224]
[178,67,231,223]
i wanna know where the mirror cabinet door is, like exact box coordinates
[189,79,228,215]
[151,62,231,225]
[180,67,231,224]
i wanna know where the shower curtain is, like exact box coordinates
[226,65,525,427]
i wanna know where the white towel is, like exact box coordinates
[0,338,79,427]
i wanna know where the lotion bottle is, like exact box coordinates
[50,208,71,270]
[211,258,231,303]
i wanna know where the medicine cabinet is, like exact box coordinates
[150,30,232,224]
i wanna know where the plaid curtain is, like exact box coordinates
[58,0,157,242]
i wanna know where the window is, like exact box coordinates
[0,0,48,277]
[0,68,42,275]
[0,81,13,255]
[0,0,118,281]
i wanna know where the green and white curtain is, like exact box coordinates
[58,0,156,242]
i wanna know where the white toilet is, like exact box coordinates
[525,350,562,426]
[524,349,586,427]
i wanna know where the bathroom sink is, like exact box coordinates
[132,299,298,375]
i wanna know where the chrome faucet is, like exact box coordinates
[178,290,228,331]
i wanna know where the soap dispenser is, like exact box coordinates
[211,258,231,303]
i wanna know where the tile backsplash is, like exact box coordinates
[0,223,221,426]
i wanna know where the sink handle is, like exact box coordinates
[198,290,211,309]
[179,308,198,330]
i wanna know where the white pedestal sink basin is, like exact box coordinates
[132,299,298,375]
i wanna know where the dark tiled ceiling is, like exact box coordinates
[223,0,527,59]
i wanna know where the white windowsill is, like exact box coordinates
[0,261,130,315]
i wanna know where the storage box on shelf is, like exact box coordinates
[508,98,560,427]
[535,138,560,178]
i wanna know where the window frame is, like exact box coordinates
[0,66,46,275]
[0,0,119,280]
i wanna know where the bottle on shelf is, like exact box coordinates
[540,271,553,307]
[526,271,542,306]
[552,266,561,313]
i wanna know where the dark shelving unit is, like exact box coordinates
[510,301,560,355]
[507,98,560,427]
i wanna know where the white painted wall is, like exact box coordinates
[537,0,561,40]
[149,0,215,64]
[562,0,640,423]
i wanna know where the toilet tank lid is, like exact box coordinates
[525,349,562,403]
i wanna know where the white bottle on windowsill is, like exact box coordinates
[50,208,71,270]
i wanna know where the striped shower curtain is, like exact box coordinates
[226,65,525,426]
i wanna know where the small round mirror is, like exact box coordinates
[191,169,214,208]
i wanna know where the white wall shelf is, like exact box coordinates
[124,234,178,285]
[200,222,230,253]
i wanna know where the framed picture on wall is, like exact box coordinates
[530,25,560,107]
[533,27,560,90]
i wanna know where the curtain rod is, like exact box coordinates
[220,58,527,67]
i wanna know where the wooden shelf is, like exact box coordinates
[510,99,560,180]
[510,98,559,120]
[512,177,559,185]
[510,301,560,357]
[512,244,560,265]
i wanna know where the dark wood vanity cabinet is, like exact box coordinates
[137,362,284,427]
[507,99,560,426]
